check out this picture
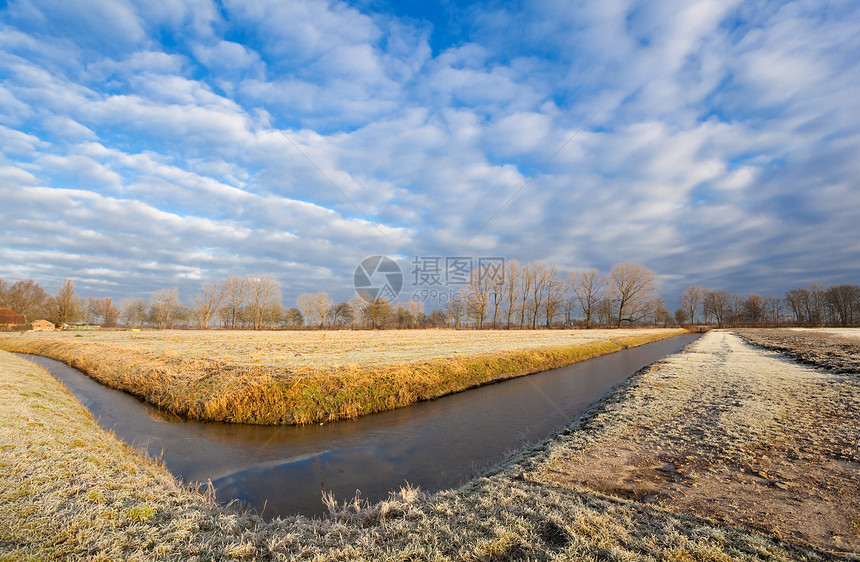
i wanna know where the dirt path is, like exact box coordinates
[538,330,860,557]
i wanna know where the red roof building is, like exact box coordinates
[0,308,25,326]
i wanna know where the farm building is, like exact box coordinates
[31,319,55,331]
[0,307,25,327]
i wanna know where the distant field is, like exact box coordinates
[11,328,678,370]
[786,327,860,339]
[0,328,685,425]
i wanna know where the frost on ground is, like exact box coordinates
[1,348,831,561]
[538,330,860,557]
[3,328,678,369]
[786,328,860,340]
[737,328,860,373]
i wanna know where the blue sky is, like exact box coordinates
[1,0,859,307]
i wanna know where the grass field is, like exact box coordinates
[0,328,684,425]
[0,346,831,561]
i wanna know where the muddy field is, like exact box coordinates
[736,328,860,374]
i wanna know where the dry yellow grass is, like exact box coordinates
[5,328,678,368]
[0,328,685,425]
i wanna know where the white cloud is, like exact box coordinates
[4,0,146,52]
[1,0,859,302]
[40,115,96,140]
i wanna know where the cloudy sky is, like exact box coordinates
[1,0,858,307]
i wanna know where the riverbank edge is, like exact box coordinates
[0,342,832,561]
[0,329,686,425]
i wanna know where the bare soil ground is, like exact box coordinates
[736,328,860,373]
[538,330,860,558]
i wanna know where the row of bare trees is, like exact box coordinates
[117,276,284,329]
[0,278,116,328]
[444,261,661,329]
[3,273,859,330]
[676,283,860,327]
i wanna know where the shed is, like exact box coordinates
[31,319,55,331]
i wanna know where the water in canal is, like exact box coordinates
[21,333,698,518]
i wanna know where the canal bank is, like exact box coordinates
[0,338,833,560]
[22,334,697,518]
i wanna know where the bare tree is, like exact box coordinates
[330,302,355,328]
[295,293,315,327]
[349,294,370,328]
[3,279,48,321]
[808,283,827,326]
[743,294,766,326]
[90,296,119,327]
[596,297,614,328]
[366,298,392,329]
[150,288,180,329]
[394,303,413,328]
[503,260,521,329]
[609,263,656,327]
[464,266,492,328]
[296,292,332,327]
[767,296,786,327]
[518,263,533,328]
[490,271,505,329]
[679,285,704,326]
[543,268,566,328]
[826,284,860,327]
[704,289,730,327]
[194,280,224,329]
[313,292,333,328]
[284,307,304,327]
[44,279,81,328]
[570,269,605,329]
[525,263,552,328]
[445,297,465,328]
[247,275,281,329]
[726,294,744,327]
[121,297,149,327]
[407,300,423,328]
[222,277,249,329]
[785,288,809,325]
[648,297,672,327]
[427,309,447,328]
[562,297,577,327]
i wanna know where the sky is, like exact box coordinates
[1,0,859,308]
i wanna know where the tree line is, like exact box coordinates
[676,283,860,328]
[2,267,858,330]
